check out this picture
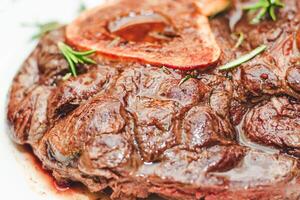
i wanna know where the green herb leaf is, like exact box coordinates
[178,74,198,86]
[243,0,269,10]
[269,5,277,20]
[78,1,87,13]
[243,0,284,24]
[251,7,268,24]
[30,21,62,40]
[58,42,96,77]
[162,66,171,74]
[219,45,267,71]
[62,73,72,81]
[233,32,244,49]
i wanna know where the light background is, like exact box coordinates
[0,1,106,199]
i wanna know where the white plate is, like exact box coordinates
[0,1,109,199]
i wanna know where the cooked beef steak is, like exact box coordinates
[7,0,300,199]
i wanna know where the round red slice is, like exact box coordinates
[66,0,221,70]
[296,29,300,50]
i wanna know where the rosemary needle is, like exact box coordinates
[78,1,87,13]
[31,21,62,40]
[219,45,267,71]
[58,42,96,77]
[178,74,198,86]
[62,73,72,81]
[243,0,284,24]
[233,32,244,49]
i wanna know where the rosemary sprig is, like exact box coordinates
[162,66,171,74]
[78,1,87,13]
[58,42,96,77]
[243,0,284,24]
[30,21,62,40]
[233,32,244,49]
[62,73,72,81]
[219,45,267,71]
[178,74,198,86]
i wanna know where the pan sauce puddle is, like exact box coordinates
[13,144,108,200]
[235,114,279,154]
[14,144,165,200]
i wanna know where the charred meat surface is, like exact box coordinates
[7,0,300,200]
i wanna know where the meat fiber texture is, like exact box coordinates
[7,0,300,199]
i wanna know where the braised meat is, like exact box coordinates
[243,97,300,156]
[7,0,300,199]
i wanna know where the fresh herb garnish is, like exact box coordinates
[162,66,171,74]
[28,21,62,40]
[78,1,87,13]
[62,73,72,81]
[233,32,244,49]
[178,74,198,86]
[243,0,284,24]
[58,42,96,77]
[219,45,267,71]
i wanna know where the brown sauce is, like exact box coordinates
[14,144,163,200]
[235,114,279,154]
[14,144,111,200]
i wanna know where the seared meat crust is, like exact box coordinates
[7,0,300,199]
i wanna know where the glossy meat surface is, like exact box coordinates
[7,0,300,199]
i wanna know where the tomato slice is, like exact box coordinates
[66,0,221,70]
[296,29,300,51]
[195,0,231,17]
